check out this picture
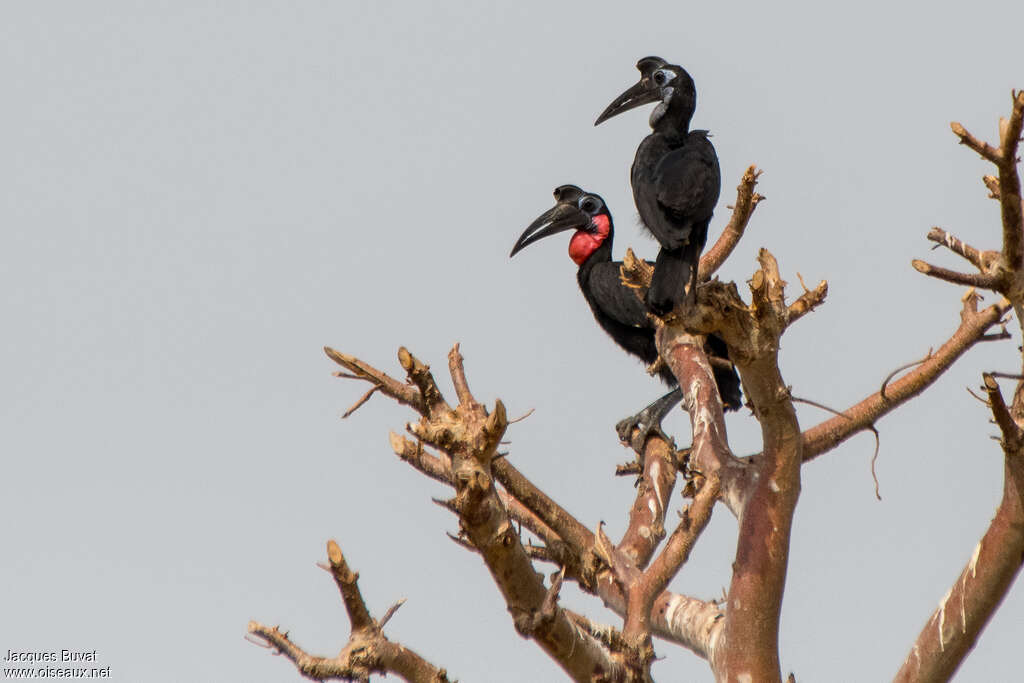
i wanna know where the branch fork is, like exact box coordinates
[248,540,450,682]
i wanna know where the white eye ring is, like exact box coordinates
[653,69,674,86]
[579,197,600,214]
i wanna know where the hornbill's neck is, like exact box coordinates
[576,235,614,276]
[650,92,694,141]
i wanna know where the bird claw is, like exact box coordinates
[616,409,673,451]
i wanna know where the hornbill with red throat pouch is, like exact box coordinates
[510,184,741,444]
[595,56,720,317]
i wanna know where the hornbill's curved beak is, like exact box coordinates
[510,204,589,257]
[594,78,660,126]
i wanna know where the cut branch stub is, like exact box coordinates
[699,165,764,281]
[983,373,1024,452]
[448,343,477,407]
[326,344,762,674]
[621,247,653,292]
[248,542,452,683]
[325,346,426,415]
[951,120,1002,164]
[381,347,628,681]
[326,540,374,632]
[398,346,449,416]
[676,249,827,366]
[941,93,1024,284]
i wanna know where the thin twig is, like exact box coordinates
[965,386,991,405]
[987,371,1024,380]
[791,395,854,421]
[508,408,536,424]
[342,385,380,418]
[880,350,933,401]
[869,429,882,501]
[378,598,407,628]
[793,396,882,498]
[446,531,478,552]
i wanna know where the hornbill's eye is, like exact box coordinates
[653,70,672,86]
[579,197,600,214]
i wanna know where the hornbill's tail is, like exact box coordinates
[646,242,700,316]
[705,334,742,411]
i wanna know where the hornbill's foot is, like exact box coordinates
[616,408,673,451]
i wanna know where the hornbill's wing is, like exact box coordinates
[587,261,655,329]
[653,145,719,249]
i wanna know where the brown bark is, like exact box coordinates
[893,378,1024,682]
[893,93,1024,680]
[247,540,451,682]
[249,90,1024,683]
[713,354,801,683]
[801,293,1011,463]
[699,165,764,281]
[617,435,679,568]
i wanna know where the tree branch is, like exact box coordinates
[650,591,724,659]
[359,346,726,666]
[786,277,828,326]
[950,91,1024,271]
[325,347,425,414]
[893,376,1024,682]
[326,539,374,631]
[650,249,809,681]
[654,325,750,517]
[995,91,1024,269]
[699,165,764,280]
[645,474,720,604]
[951,121,1003,165]
[492,459,597,567]
[248,540,451,682]
[398,346,450,417]
[617,434,678,568]
[911,260,1004,290]
[714,349,801,683]
[925,227,993,272]
[447,343,477,407]
[802,293,1012,462]
[405,347,628,680]
[622,474,720,652]
[389,432,451,484]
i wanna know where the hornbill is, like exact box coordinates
[595,56,720,316]
[510,184,741,443]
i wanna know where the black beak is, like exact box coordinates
[510,204,589,257]
[594,79,660,126]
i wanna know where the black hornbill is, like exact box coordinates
[510,184,741,442]
[595,56,720,316]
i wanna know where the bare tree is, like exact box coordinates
[247,92,1024,682]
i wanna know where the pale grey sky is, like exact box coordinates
[2,2,1022,681]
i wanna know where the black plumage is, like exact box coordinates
[596,57,721,316]
[510,185,741,440]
